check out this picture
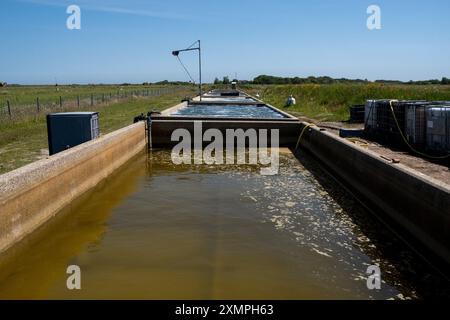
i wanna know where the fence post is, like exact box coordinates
[77,95,80,108]
[7,100,11,119]
[91,94,94,106]
[36,97,40,113]
[59,96,62,108]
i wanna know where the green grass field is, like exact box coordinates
[0,86,197,174]
[0,84,179,107]
[242,84,450,121]
[0,84,192,122]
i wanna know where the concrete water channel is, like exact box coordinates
[0,90,448,299]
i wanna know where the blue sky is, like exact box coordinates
[1,0,449,84]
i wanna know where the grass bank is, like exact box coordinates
[243,84,450,122]
[0,84,182,106]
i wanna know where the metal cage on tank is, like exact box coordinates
[364,99,378,134]
[426,106,450,153]
[365,100,428,147]
[404,102,433,148]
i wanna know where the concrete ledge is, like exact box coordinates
[0,122,146,254]
[190,100,261,105]
[160,101,188,116]
[244,92,298,120]
[152,116,299,122]
[298,123,450,265]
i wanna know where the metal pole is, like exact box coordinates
[7,100,11,119]
[198,40,202,101]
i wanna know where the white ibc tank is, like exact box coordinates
[364,100,377,132]
[426,106,450,153]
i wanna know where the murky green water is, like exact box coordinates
[0,149,448,299]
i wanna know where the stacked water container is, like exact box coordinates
[364,100,450,155]
[404,101,432,148]
[426,102,450,153]
[365,100,423,146]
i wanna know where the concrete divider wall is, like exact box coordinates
[0,122,146,254]
[151,119,302,148]
[299,123,450,265]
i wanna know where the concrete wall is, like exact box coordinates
[0,122,146,254]
[298,123,450,265]
[151,119,301,148]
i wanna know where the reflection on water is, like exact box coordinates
[0,149,448,299]
[0,154,147,299]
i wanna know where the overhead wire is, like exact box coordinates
[175,55,196,84]
[186,40,199,49]
[173,40,200,84]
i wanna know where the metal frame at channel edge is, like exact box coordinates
[146,116,152,151]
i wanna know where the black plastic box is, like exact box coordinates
[47,112,99,155]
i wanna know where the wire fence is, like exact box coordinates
[0,87,183,122]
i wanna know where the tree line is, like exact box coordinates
[3,76,449,87]
[251,75,450,85]
[211,75,450,85]
[214,76,238,85]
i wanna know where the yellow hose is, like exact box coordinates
[294,123,317,151]
[388,100,449,159]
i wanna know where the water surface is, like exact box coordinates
[172,104,286,119]
[0,150,448,299]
